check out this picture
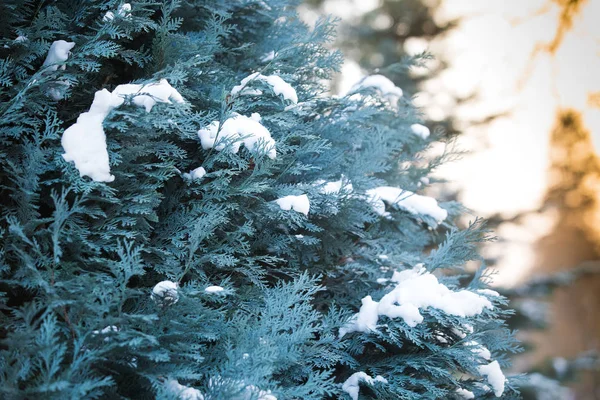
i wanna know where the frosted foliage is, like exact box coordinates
[478,361,506,397]
[231,72,298,104]
[61,79,184,182]
[410,123,430,139]
[43,40,75,71]
[340,266,493,336]
[342,372,388,400]
[350,74,403,101]
[366,186,447,223]
[274,194,310,216]
[166,379,204,400]
[198,113,276,159]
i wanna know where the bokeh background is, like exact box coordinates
[300,0,600,398]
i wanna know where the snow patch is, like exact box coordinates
[350,74,403,102]
[477,288,501,297]
[340,266,493,336]
[205,286,224,293]
[231,72,298,104]
[366,186,447,223]
[43,40,75,71]
[261,51,276,62]
[198,113,276,159]
[455,388,475,399]
[183,166,207,181]
[104,3,132,21]
[275,194,310,216]
[410,123,430,139]
[465,341,492,360]
[151,280,179,306]
[342,372,387,400]
[316,176,354,195]
[61,79,184,182]
[166,379,204,400]
[478,360,506,397]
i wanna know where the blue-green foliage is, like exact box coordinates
[0,0,520,399]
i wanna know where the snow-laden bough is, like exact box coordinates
[274,194,310,216]
[350,74,403,102]
[366,186,447,224]
[198,113,276,159]
[342,372,388,400]
[61,79,184,182]
[339,265,493,336]
[231,72,298,104]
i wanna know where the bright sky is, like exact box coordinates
[427,0,600,285]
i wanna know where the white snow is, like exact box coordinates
[183,166,207,180]
[61,79,184,182]
[295,234,304,239]
[166,379,204,400]
[342,372,387,400]
[104,3,132,21]
[205,286,224,293]
[198,113,276,159]
[93,325,119,335]
[231,72,298,104]
[151,280,179,307]
[119,3,132,16]
[465,341,492,360]
[455,388,475,399]
[552,357,568,376]
[317,176,354,195]
[366,186,447,223]
[340,266,493,336]
[274,194,310,216]
[43,40,75,71]
[261,51,276,62]
[350,74,403,101]
[339,296,379,337]
[103,11,115,21]
[92,325,119,342]
[378,255,389,260]
[14,35,28,43]
[478,360,506,397]
[477,288,501,297]
[376,278,389,284]
[410,123,430,139]
[152,280,178,300]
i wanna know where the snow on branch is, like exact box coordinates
[339,265,493,336]
[342,372,388,400]
[198,113,276,159]
[43,40,75,71]
[366,186,447,224]
[349,74,403,102]
[274,194,310,216]
[231,72,298,104]
[61,79,184,182]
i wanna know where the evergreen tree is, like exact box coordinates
[0,1,519,399]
